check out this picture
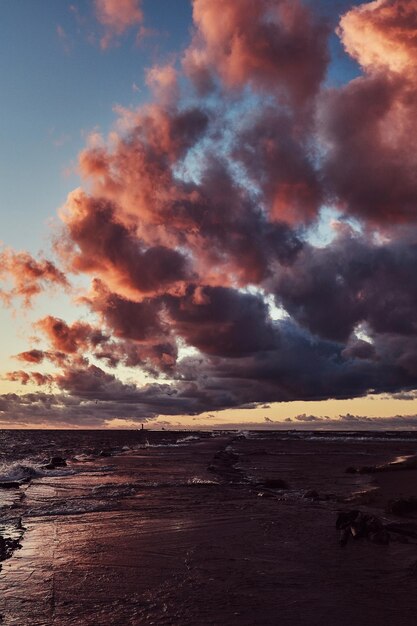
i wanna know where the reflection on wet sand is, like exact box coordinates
[1,433,417,625]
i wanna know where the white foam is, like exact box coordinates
[0,460,74,483]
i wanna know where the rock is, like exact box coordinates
[336,510,360,530]
[336,510,390,545]
[0,481,21,489]
[99,450,112,457]
[257,479,288,489]
[369,530,390,545]
[390,533,409,544]
[213,450,239,463]
[385,522,417,538]
[0,536,20,562]
[257,491,275,498]
[44,456,67,470]
[339,528,350,547]
[0,537,6,561]
[303,490,319,500]
[386,497,417,516]
[345,467,357,474]
[358,465,377,474]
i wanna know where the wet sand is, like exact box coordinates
[2,434,417,625]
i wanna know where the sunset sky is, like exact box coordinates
[1,0,417,429]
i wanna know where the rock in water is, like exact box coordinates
[44,456,67,470]
[386,497,417,516]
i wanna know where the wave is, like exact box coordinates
[0,460,75,484]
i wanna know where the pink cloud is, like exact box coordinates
[339,0,417,75]
[0,248,69,307]
[184,0,329,105]
[94,0,143,49]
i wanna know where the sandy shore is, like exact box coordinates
[1,433,417,625]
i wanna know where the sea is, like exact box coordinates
[2,429,417,625]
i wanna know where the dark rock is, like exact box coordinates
[44,456,67,470]
[257,491,275,498]
[345,467,357,474]
[0,481,21,489]
[99,450,112,457]
[358,465,377,474]
[303,489,319,500]
[339,528,350,547]
[385,522,417,538]
[50,456,67,467]
[369,530,390,545]
[336,510,361,530]
[390,533,409,543]
[213,450,239,463]
[0,536,21,562]
[336,510,389,545]
[386,497,417,516]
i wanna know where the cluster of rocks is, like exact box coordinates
[337,510,390,546]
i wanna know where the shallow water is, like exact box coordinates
[1,430,417,625]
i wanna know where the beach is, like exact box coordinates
[1,431,417,625]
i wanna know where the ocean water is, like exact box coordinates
[2,428,417,484]
[1,428,415,523]
[2,429,417,625]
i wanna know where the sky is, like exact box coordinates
[1,0,417,430]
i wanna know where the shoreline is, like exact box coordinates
[1,433,417,624]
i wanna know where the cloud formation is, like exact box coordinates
[339,0,417,74]
[94,0,143,49]
[2,0,417,427]
[184,0,329,105]
[0,249,68,306]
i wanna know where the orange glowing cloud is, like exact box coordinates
[0,248,69,306]
[184,0,329,104]
[35,316,108,354]
[339,0,417,75]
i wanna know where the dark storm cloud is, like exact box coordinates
[273,232,417,342]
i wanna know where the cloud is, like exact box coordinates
[146,64,179,106]
[14,349,45,364]
[94,0,143,49]
[0,249,69,307]
[273,230,417,342]
[4,371,53,387]
[339,0,417,75]
[294,413,320,422]
[320,0,417,226]
[2,0,417,427]
[59,190,190,300]
[184,0,329,105]
[35,316,108,354]
[234,107,323,224]
[320,73,417,225]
